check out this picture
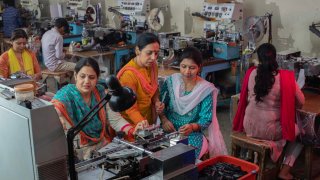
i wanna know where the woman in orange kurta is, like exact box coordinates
[117,33,164,126]
[0,29,41,81]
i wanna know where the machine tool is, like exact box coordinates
[192,2,243,60]
[0,80,199,180]
[0,86,68,180]
[20,0,41,19]
[76,127,197,180]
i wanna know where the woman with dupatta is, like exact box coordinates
[117,33,164,126]
[52,58,146,160]
[0,29,41,81]
[233,43,305,179]
[159,47,227,159]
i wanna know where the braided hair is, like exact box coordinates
[254,43,279,102]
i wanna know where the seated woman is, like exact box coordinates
[0,29,41,81]
[233,43,305,179]
[159,47,227,159]
[52,58,146,160]
[117,33,163,126]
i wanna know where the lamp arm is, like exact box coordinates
[67,93,112,180]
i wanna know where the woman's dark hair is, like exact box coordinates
[118,32,159,72]
[10,29,28,41]
[136,32,160,50]
[254,43,279,102]
[75,58,100,77]
[179,46,203,67]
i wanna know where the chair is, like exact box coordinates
[41,69,72,93]
[231,132,283,180]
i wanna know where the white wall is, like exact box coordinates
[35,0,320,56]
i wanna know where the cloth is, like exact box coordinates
[8,48,34,75]
[52,84,112,146]
[0,49,41,78]
[117,59,158,125]
[54,61,76,72]
[3,6,21,38]
[41,28,65,71]
[233,67,304,162]
[161,73,227,158]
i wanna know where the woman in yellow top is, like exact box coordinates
[0,29,41,81]
[117,33,164,126]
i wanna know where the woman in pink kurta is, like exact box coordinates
[233,43,305,179]
[243,69,304,140]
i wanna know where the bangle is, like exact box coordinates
[120,124,131,132]
[127,127,135,140]
[191,123,198,132]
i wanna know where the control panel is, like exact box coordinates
[202,3,243,21]
[117,0,150,16]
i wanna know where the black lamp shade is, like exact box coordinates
[106,75,136,112]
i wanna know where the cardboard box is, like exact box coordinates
[204,0,233,3]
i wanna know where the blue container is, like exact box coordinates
[212,42,240,60]
[69,23,83,35]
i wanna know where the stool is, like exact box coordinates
[41,69,72,93]
[231,132,283,180]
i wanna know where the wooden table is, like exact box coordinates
[158,65,179,77]
[66,45,134,74]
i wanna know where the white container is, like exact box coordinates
[14,84,34,102]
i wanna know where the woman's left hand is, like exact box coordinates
[179,124,193,136]
[155,101,165,114]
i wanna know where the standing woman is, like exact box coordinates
[159,47,227,159]
[0,29,41,81]
[117,33,163,126]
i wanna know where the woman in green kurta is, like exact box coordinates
[159,47,227,158]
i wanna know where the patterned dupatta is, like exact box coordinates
[169,73,227,156]
[117,62,158,96]
[52,84,111,145]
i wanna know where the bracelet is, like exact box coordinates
[120,124,131,132]
[191,123,198,132]
[127,127,135,140]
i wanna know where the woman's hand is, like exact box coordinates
[179,124,194,136]
[133,120,149,135]
[155,100,165,114]
[162,118,176,132]
[33,73,42,81]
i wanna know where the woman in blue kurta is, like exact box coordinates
[159,47,227,158]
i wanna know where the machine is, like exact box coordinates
[0,85,68,180]
[194,2,243,60]
[0,83,197,180]
[67,0,97,24]
[20,0,41,19]
[76,127,198,179]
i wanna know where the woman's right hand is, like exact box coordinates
[133,120,149,135]
[162,119,176,132]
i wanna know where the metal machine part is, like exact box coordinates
[147,8,165,31]
[20,0,41,19]
[243,13,272,50]
[158,32,181,49]
[76,127,193,180]
[202,2,243,21]
[0,92,68,180]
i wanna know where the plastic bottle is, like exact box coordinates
[81,27,89,45]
